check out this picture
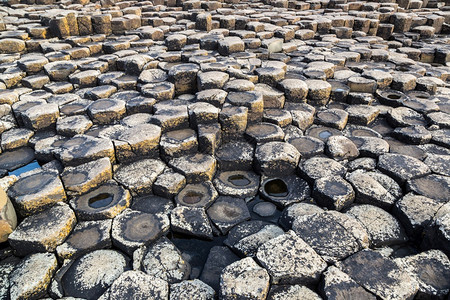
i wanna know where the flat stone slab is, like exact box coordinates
[113,159,166,195]
[9,202,76,256]
[9,253,58,300]
[377,153,430,184]
[336,250,419,300]
[220,257,270,300]
[256,230,327,285]
[346,204,408,247]
[56,219,112,260]
[292,211,369,263]
[136,236,191,284]
[62,249,130,299]
[8,170,66,216]
[102,270,169,300]
[111,209,169,255]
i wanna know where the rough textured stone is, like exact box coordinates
[220,257,270,300]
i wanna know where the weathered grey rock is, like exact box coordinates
[131,195,173,216]
[313,176,355,211]
[346,170,401,210]
[175,181,217,209]
[336,250,419,300]
[169,153,216,183]
[200,246,239,292]
[44,61,77,81]
[268,285,322,300]
[104,270,169,300]
[9,202,76,256]
[56,135,115,167]
[170,279,215,300]
[246,123,285,144]
[171,206,213,240]
[61,157,112,196]
[88,99,126,125]
[396,250,450,299]
[62,249,130,300]
[153,169,186,200]
[0,38,26,54]
[346,205,408,247]
[213,170,259,198]
[394,193,444,239]
[22,103,59,131]
[216,141,254,171]
[231,224,284,258]
[8,170,66,216]
[254,142,300,176]
[57,115,93,137]
[393,125,432,145]
[160,129,198,159]
[387,107,427,127]
[257,230,327,285]
[349,136,389,158]
[278,79,308,102]
[70,181,131,221]
[278,203,324,230]
[320,266,377,300]
[114,159,165,195]
[56,219,112,260]
[112,209,169,255]
[259,175,311,207]
[424,154,450,177]
[326,135,359,161]
[207,196,250,234]
[306,79,332,104]
[287,136,324,159]
[137,236,191,284]
[9,253,57,300]
[378,153,430,184]
[220,257,270,300]
[292,211,369,263]
[299,156,347,183]
[316,108,348,131]
[218,37,245,55]
[407,174,450,203]
[113,123,162,162]
[1,128,34,150]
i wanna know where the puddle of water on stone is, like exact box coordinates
[319,130,333,139]
[183,191,203,204]
[264,179,289,197]
[247,196,282,224]
[8,160,41,177]
[88,193,114,208]
[228,174,250,186]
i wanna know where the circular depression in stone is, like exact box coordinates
[0,147,35,171]
[228,174,251,186]
[12,172,55,195]
[388,94,401,100]
[307,126,342,141]
[183,191,203,204]
[88,193,114,209]
[253,201,277,217]
[213,170,260,198]
[121,213,162,242]
[70,183,130,220]
[175,182,217,208]
[264,179,288,197]
[208,202,243,222]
